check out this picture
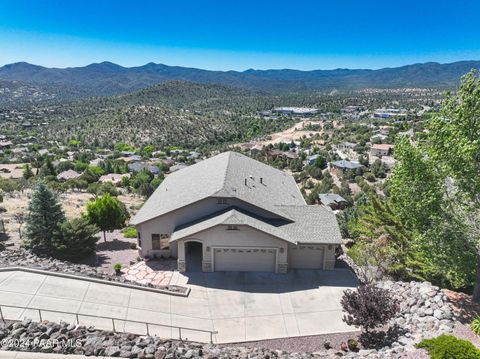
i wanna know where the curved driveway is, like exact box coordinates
[0,268,357,343]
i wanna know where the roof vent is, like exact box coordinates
[260,177,263,184]
[244,178,247,186]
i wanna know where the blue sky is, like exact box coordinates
[0,0,479,70]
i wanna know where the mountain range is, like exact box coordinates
[0,60,479,100]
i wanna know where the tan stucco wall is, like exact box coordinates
[176,224,289,273]
[135,197,286,258]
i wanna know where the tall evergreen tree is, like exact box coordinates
[24,182,65,255]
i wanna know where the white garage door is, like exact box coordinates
[213,248,276,272]
[289,245,325,269]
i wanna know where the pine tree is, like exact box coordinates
[24,182,65,255]
[53,217,99,260]
[23,164,34,180]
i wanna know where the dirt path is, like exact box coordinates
[237,119,324,147]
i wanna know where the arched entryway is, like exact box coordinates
[185,241,203,272]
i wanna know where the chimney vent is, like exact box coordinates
[244,178,247,186]
[260,177,263,184]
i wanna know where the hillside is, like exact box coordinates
[0,60,478,100]
[0,81,295,149]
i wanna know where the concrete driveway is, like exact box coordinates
[0,269,357,343]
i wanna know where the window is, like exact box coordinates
[227,225,238,231]
[152,233,170,250]
[152,234,161,250]
[217,198,228,205]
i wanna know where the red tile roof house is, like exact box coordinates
[131,151,341,273]
[370,144,394,157]
[56,169,82,181]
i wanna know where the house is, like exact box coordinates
[337,142,357,152]
[99,173,131,185]
[57,169,81,181]
[0,141,13,149]
[89,158,104,167]
[266,149,299,161]
[306,154,321,166]
[273,107,319,117]
[318,194,347,211]
[249,144,263,155]
[128,162,160,175]
[169,163,188,173]
[370,144,394,157]
[331,160,363,173]
[131,151,341,273]
[186,151,201,160]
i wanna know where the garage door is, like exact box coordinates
[289,245,324,269]
[213,248,276,272]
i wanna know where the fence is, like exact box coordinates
[0,303,218,343]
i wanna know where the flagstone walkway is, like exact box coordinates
[121,259,177,286]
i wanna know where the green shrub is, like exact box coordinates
[347,339,358,351]
[471,317,480,336]
[122,226,137,238]
[113,263,122,271]
[416,334,480,359]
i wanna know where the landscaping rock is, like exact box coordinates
[0,248,187,294]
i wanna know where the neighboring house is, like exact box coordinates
[12,147,28,155]
[89,158,104,167]
[318,194,347,211]
[331,160,363,173]
[337,142,357,152]
[249,144,263,155]
[0,141,13,149]
[128,162,160,174]
[306,154,320,166]
[99,173,130,185]
[169,163,188,173]
[266,149,299,161]
[57,169,81,181]
[131,151,341,273]
[272,107,319,117]
[370,144,394,157]
[370,133,388,142]
[186,151,201,160]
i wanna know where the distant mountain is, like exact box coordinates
[0,60,479,100]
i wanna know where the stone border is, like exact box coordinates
[0,267,190,297]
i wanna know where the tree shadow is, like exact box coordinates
[359,324,408,350]
[95,239,135,251]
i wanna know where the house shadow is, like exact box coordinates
[181,266,359,294]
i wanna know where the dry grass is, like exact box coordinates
[2,189,144,237]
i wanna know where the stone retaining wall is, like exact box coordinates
[0,249,187,295]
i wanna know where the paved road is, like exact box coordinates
[0,269,357,343]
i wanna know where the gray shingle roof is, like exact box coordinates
[318,193,347,206]
[332,160,363,170]
[131,151,305,225]
[170,208,293,243]
[170,205,342,245]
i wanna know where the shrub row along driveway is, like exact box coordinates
[0,268,357,343]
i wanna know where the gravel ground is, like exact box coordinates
[80,229,139,274]
[229,331,361,352]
